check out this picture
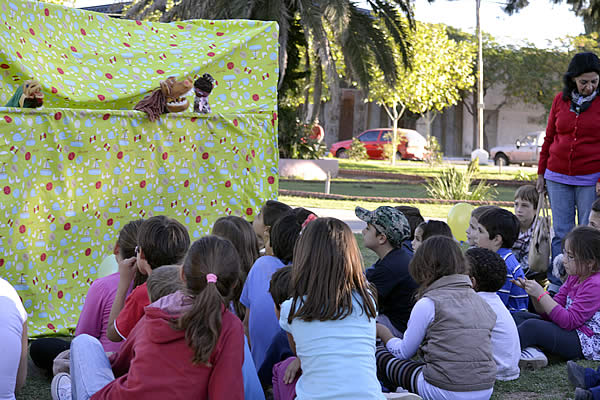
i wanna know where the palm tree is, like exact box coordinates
[125,0,414,142]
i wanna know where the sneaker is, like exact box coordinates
[575,387,593,400]
[567,360,587,388]
[51,372,72,400]
[519,347,548,370]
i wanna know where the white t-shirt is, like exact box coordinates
[477,292,521,381]
[280,294,384,400]
[0,278,27,400]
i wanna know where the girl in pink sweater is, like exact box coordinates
[514,226,600,369]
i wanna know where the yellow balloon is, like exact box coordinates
[447,202,474,242]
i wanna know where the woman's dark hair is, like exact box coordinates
[270,211,304,264]
[465,247,507,293]
[562,52,600,100]
[417,220,453,242]
[212,216,259,319]
[395,206,425,240]
[409,236,467,299]
[135,216,190,287]
[176,236,240,365]
[117,219,143,260]
[269,265,292,310]
[563,226,600,279]
[262,200,292,227]
[288,217,377,323]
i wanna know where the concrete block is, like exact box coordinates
[279,159,339,180]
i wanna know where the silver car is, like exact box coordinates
[490,130,545,166]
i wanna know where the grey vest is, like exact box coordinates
[421,274,497,392]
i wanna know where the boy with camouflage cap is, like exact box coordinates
[356,206,418,337]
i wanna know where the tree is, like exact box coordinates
[367,21,475,164]
[124,0,416,143]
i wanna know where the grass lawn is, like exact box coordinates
[280,195,513,219]
[280,179,517,202]
[338,159,538,182]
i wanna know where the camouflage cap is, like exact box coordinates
[355,206,410,248]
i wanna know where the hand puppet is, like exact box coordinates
[193,73,215,114]
[5,80,44,108]
[134,76,192,122]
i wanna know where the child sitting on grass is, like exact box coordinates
[411,220,453,252]
[512,185,540,277]
[513,226,600,371]
[252,200,292,252]
[472,207,529,313]
[376,236,496,400]
[280,217,384,399]
[356,206,417,338]
[466,247,520,381]
[465,205,498,247]
[52,236,244,400]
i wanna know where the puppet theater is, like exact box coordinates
[0,0,279,336]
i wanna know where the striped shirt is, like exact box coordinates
[496,248,529,313]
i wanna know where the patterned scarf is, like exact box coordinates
[570,90,598,114]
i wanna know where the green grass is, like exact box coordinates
[280,179,517,202]
[338,159,538,182]
[280,195,512,219]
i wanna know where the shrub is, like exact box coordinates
[424,136,443,166]
[425,158,497,200]
[514,169,537,182]
[278,106,327,159]
[348,138,368,160]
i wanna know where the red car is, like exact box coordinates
[330,128,426,160]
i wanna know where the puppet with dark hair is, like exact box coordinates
[193,73,214,114]
[5,79,44,108]
[134,76,192,122]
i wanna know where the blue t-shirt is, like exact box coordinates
[497,248,529,312]
[240,255,285,370]
[279,294,384,400]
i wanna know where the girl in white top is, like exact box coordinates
[0,278,28,400]
[279,217,384,400]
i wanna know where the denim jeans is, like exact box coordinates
[70,334,115,400]
[545,180,597,290]
[512,311,583,360]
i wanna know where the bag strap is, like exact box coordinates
[535,192,549,222]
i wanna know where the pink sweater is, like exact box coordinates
[75,272,131,353]
[548,273,600,337]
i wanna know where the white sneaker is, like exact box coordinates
[51,372,72,400]
[519,347,548,370]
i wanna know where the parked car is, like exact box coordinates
[330,128,427,160]
[489,130,545,166]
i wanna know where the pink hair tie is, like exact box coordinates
[301,214,317,229]
[206,273,218,284]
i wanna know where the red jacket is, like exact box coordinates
[91,296,244,400]
[538,92,600,177]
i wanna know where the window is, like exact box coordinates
[358,130,380,142]
[379,130,393,143]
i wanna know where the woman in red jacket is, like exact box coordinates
[537,52,600,294]
[51,236,245,400]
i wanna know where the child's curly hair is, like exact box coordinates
[465,247,507,292]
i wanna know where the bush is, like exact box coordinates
[514,169,537,182]
[425,158,497,200]
[424,136,443,166]
[348,138,368,160]
[277,107,327,159]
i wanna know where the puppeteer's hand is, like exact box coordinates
[283,357,301,384]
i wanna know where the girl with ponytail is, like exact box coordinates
[57,236,245,400]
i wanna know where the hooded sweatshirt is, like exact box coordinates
[91,291,244,400]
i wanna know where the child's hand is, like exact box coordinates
[118,256,137,284]
[512,277,544,298]
[284,357,301,384]
[376,323,394,344]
